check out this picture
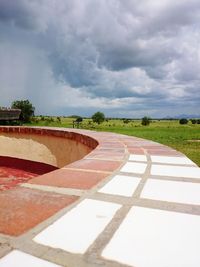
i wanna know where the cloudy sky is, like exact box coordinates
[0,0,200,118]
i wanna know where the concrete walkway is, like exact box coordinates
[0,127,200,267]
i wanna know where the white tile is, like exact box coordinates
[129,154,147,162]
[34,199,121,254]
[0,250,60,267]
[120,162,147,174]
[98,175,141,197]
[102,207,200,267]
[141,179,200,205]
[151,164,200,179]
[151,155,195,165]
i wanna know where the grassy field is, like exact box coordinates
[25,117,200,166]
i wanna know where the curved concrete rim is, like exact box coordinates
[0,126,199,267]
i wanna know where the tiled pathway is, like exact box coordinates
[0,126,200,267]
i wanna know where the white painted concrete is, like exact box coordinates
[141,179,200,205]
[151,155,195,165]
[98,175,141,197]
[151,165,200,179]
[120,162,147,174]
[34,199,121,254]
[129,154,147,162]
[0,250,61,267]
[102,207,200,267]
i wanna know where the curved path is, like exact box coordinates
[0,127,200,267]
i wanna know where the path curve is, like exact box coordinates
[0,126,200,267]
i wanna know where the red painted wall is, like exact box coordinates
[0,156,58,175]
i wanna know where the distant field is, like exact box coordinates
[25,117,200,166]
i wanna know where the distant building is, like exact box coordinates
[0,108,21,121]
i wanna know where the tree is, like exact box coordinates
[57,116,61,123]
[179,118,188,125]
[123,119,130,124]
[11,99,35,123]
[141,116,151,126]
[190,119,197,124]
[92,111,105,124]
[75,116,83,123]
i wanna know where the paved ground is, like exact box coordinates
[0,127,200,267]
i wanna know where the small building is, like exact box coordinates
[0,108,21,121]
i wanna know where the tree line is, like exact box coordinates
[2,99,199,126]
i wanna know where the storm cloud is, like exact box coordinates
[0,0,199,117]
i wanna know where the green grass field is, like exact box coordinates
[25,117,200,166]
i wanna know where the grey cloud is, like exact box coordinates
[0,0,50,31]
[0,0,37,29]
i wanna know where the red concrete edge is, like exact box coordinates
[0,126,99,149]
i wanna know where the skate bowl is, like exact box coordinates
[0,126,98,190]
[0,126,97,168]
[0,126,200,267]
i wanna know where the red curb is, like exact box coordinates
[28,169,108,189]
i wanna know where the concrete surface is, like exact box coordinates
[0,126,199,267]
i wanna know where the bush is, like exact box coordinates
[92,111,105,124]
[40,116,45,121]
[11,99,35,123]
[179,118,188,125]
[31,117,39,124]
[141,116,151,126]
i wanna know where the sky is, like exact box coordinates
[0,0,200,118]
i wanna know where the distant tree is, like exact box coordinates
[179,118,188,125]
[197,119,200,124]
[92,111,105,124]
[11,99,35,123]
[141,116,151,126]
[123,119,130,124]
[57,116,61,123]
[75,116,83,123]
[190,119,197,124]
